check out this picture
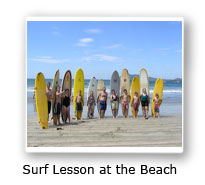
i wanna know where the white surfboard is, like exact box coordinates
[87,77,97,118]
[139,68,149,96]
[139,68,150,112]
[87,77,97,100]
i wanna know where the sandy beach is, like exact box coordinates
[27,115,182,147]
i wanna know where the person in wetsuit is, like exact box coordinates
[62,89,71,124]
[140,88,150,119]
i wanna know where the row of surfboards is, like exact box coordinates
[35,68,163,129]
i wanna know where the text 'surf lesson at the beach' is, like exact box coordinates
[22,163,177,175]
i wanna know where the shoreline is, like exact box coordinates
[27,115,182,147]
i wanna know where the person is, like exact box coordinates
[45,82,53,120]
[120,89,131,118]
[97,87,108,119]
[87,91,96,119]
[62,89,71,124]
[75,90,84,120]
[140,88,150,119]
[153,93,162,118]
[53,86,64,125]
[131,91,140,118]
[110,89,119,118]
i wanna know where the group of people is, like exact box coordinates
[44,82,162,126]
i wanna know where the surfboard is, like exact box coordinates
[139,68,150,111]
[73,68,84,120]
[110,71,120,110]
[151,78,163,117]
[87,77,97,118]
[35,72,48,129]
[97,79,105,113]
[120,69,130,115]
[51,69,60,124]
[131,76,140,117]
[61,70,72,121]
[120,69,130,95]
[61,70,72,95]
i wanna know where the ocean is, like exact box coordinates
[27,78,182,117]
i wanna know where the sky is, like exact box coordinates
[27,21,182,79]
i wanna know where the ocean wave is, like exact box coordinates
[27,87,182,94]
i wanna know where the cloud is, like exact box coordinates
[81,54,120,63]
[29,56,70,64]
[85,29,101,34]
[105,44,123,49]
[76,38,94,47]
[51,27,62,36]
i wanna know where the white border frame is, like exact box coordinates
[26,17,184,153]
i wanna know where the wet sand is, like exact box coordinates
[27,115,182,147]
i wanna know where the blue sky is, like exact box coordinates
[27,21,182,79]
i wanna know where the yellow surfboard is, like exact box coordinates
[73,68,84,120]
[131,76,140,117]
[52,70,60,124]
[97,79,105,113]
[139,68,150,112]
[35,72,48,129]
[151,78,163,117]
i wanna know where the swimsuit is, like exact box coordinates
[100,101,106,110]
[88,96,95,106]
[154,104,159,112]
[48,101,51,114]
[133,103,139,111]
[141,94,148,107]
[54,102,61,115]
[62,96,70,107]
[122,101,129,110]
[76,102,82,111]
[111,101,118,110]
[111,95,118,110]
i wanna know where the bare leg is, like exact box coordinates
[67,107,70,123]
[114,109,117,118]
[102,110,105,118]
[142,107,145,118]
[57,115,61,125]
[87,106,90,118]
[134,110,136,118]
[91,105,94,118]
[112,109,115,118]
[80,111,82,120]
[145,106,148,118]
